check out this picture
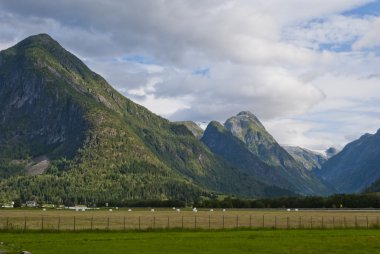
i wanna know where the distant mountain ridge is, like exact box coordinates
[319,130,380,193]
[202,111,335,195]
[284,146,326,171]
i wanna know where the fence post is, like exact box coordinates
[236,216,239,228]
[107,217,110,230]
[311,216,313,229]
[274,216,277,229]
[333,216,335,229]
[299,216,301,229]
[41,216,44,231]
[195,216,197,229]
[153,216,156,229]
[58,216,60,231]
[344,216,346,228]
[74,216,76,231]
[181,216,183,230]
[222,215,225,229]
[209,215,211,230]
[167,216,170,229]
[24,216,27,231]
[249,215,252,228]
[366,216,369,229]
[377,216,379,227]
[355,216,358,228]
[138,216,141,230]
[262,215,265,228]
[287,216,289,229]
[91,216,93,231]
[322,216,324,229]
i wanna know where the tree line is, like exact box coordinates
[195,193,380,209]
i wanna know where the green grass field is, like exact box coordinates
[1,229,380,254]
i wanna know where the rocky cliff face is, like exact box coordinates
[225,111,296,169]
[284,146,326,171]
[320,130,380,193]
[0,35,88,165]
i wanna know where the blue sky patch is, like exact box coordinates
[343,0,380,16]
[319,42,353,52]
[122,54,158,65]
[192,67,210,77]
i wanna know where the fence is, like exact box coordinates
[1,214,380,231]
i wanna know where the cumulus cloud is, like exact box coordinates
[0,0,379,150]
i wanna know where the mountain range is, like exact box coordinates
[0,34,379,205]
[0,34,291,204]
[201,112,333,195]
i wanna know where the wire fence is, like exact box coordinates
[1,214,380,231]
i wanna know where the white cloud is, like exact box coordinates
[353,18,380,49]
[264,118,341,150]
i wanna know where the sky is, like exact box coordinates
[1,0,380,152]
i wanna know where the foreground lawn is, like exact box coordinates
[1,229,380,254]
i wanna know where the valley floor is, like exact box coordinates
[1,229,380,254]
[1,208,380,230]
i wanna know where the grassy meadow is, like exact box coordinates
[0,208,380,230]
[1,229,380,254]
[1,209,380,253]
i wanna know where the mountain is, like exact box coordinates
[201,121,296,193]
[0,34,286,204]
[325,147,339,159]
[283,146,326,171]
[319,130,380,193]
[174,121,204,139]
[203,111,334,195]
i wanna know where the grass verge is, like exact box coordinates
[1,229,380,254]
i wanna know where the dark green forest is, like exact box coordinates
[195,193,380,209]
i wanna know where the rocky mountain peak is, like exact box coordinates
[234,111,265,129]
[224,111,273,148]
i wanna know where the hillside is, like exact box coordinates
[284,146,326,171]
[174,121,204,139]
[319,130,380,193]
[364,179,380,193]
[220,111,334,195]
[0,34,287,205]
